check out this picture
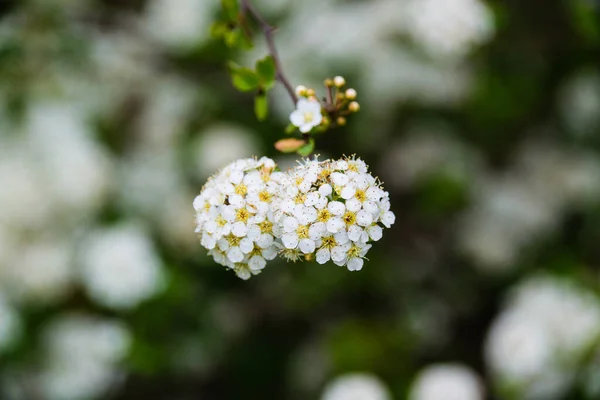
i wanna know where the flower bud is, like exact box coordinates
[348,101,360,112]
[333,76,346,87]
[295,85,308,96]
[324,78,334,87]
[336,116,347,126]
[345,88,357,100]
[306,88,316,97]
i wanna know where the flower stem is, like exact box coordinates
[240,0,298,106]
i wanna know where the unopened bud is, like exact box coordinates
[345,88,357,100]
[306,88,316,97]
[336,116,347,126]
[348,101,360,112]
[336,93,345,101]
[333,76,346,87]
[324,78,333,87]
[295,85,307,96]
[307,95,318,102]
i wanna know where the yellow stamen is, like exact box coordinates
[355,189,366,203]
[234,183,248,196]
[321,235,337,250]
[303,112,314,123]
[258,190,272,202]
[297,225,309,239]
[225,234,241,247]
[259,221,273,234]
[236,208,250,223]
[216,216,228,227]
[343,211,357,226]
[317,209,331,223]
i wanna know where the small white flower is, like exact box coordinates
[409,363,484,400]
[322,373,391,400]
[80,224,165,310]
[290,98,323,133]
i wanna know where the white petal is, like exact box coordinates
[262,247,277,260]
[231,222,248,237]
[299,239,316,254]
[331,246,348,263]
[334,231,350,245]
[299,124,312,133]
[356,210,373,227]
[201,234,217,250]
[319,184,333,197]
[331,172,349,186]
[328,201,346,216]
[347,225,362,242]
[326,218,344,233]
[221,206,236,222]
[366,186,383,201]
[364,201,379,214]
[290,110,304,127]
[281,200,295,214]
[368,226,383,241]
[347,258,364,271]
[346,198,361,212]
[249,256,266,271]
[282,233,299,249]
[236,268,251,280]
[309,222,327,240]
[283,217,299,233]
[227,247,244,263]
[382,211,396,228]
[316,248,330,264]
[341,185,356,200]
[256,234,274,249]
[240,238,254,253]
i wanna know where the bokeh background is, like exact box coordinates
[1,0,600,399]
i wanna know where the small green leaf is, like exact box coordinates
[221,0,240,21]
[256,56,276,89]
[297,139,315,157]
[255,93,268,121]
[284,123,297,134]
[228,62,259,92]
[210,22,228,39]
[275,138,305,153]
[224,28,242,48]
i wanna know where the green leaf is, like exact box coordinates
[297,139,315,157]
[256,56,276,89]
[224,28,242,48]
[221,0,240,21]
[255,93,268,121]
[228,62,259,92]
[210,22,228,39]
[284,123,297,134]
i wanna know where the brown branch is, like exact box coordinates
[240,0,298,106]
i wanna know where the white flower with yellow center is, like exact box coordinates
[289,98,323,133]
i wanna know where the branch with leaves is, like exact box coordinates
[211,0,362,157]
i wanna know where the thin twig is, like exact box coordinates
[240,0,298,106]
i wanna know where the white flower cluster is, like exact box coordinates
[194,157,395,279]
[277,157,395,270]
[194,157,284,280]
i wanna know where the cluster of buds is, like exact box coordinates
[194,156,395,279]
[289,76,361,134]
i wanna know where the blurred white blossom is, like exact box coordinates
[409,364,484,400]
[3,238,74,305]
[405,0,495,60]
[0,293,21,352]
[37,314,131,400]
[192,124,260,179]
[144,0,215,49]
[486,274,600,399]
[321,373,391,400]
[558,69,600,137]
[79,224,165,310]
